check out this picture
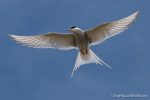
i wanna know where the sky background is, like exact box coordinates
[0,0,150,100]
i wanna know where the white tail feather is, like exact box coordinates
[71,49,111,77]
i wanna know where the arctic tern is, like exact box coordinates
[9,11,139,76]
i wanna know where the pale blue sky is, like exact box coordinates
[0,0,150,100]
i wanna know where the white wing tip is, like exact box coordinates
[135,10,140,14]
[8,34,22,39]
[133,11,140,17]
[8,34,15,38]
[129,11,140,20]
[8,34,18,40]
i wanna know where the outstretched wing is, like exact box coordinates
[9,32,76,50]
[85,11,139,46]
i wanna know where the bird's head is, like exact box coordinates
[68,26,83,33]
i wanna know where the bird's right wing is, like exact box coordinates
[9,32,76,50]
[85,11,139,46]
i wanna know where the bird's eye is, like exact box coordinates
[70,26,76,29]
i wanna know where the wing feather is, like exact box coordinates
[9,32,76,50]
[86,11,139,46]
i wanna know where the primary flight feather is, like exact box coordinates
[9,11,139,76]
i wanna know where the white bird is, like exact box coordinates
[9,11,139,77]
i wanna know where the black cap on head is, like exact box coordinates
[70,26,76,29]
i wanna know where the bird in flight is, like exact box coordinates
[9,11,139,77]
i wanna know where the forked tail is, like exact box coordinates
[71,49,111,77]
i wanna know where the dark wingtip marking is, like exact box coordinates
[70,26,76,29]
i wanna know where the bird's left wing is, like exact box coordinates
[85,11,139,46]
[9,32,76,50]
